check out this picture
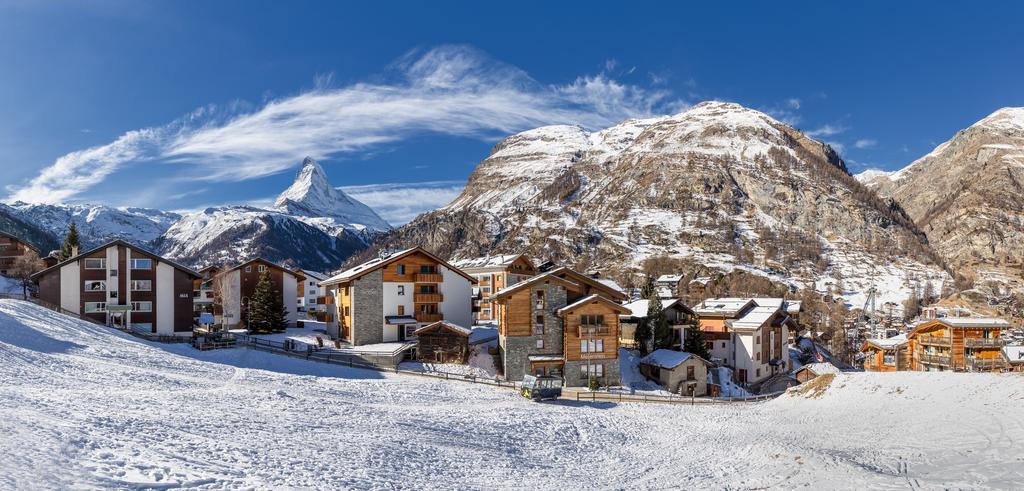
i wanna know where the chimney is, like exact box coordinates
[72,245,79,257]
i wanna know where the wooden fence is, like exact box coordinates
[569,389,784,405]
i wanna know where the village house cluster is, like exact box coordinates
[1,227,1020,395]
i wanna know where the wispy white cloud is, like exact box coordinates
[806,124,849,138]
[786,98,801,110]
[7,45,684,204]
[341,180,466,225]
[854,138,877,149]
[826,141,846,155]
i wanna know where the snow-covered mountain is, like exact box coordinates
[152,206,366,270]
[152,157,384,270]
[274,157,391,235]
[364,101,949,307]
[2,202,180,248]
[0,205,60,254]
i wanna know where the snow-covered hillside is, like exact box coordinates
[2,299,1021,489]
[3,202,180,248]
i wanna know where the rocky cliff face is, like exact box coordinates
[274,157,391,235]
[364,101,948,306]
[867,108,1024,268]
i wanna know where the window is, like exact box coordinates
[130,258,152,270]
[580,363,604,379]
[258,265,266,273]
[397,285,405,296]
[533,315,544,335]
[310,281,316,286]
[84,258,106,269]
[756,352,761,361]
[397,264,405,275]
[721,342,726,349]
[883,352,896,366]
[481,286,491,295]
[132,301,152,312]
[344,306,350,317]
[536,339,544,349]
[84,280,106,291]
[130,280,152,291]
[595,339,603,352]
[581,315,605,327]
[756,368,761,378]
[398,305,405,316]
[756,335,760,344]
[109,291,118,299]
[84,302,106,313]
[244,266,252,273]
[420,285,436,294]
[109,269,118,277]
[687,366,696,381]
[582,339,604,353]
[420,265,435,274]
[534,290,545,310]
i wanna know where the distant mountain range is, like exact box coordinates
[0,157,390,272]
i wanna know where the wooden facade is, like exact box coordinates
[453,254,538,322]
[906,319,1008,372]
[0,231,40,277]
[414,321,470,364]
[860,337,910,372]
[560,296,626,364]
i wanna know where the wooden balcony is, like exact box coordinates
[917,335,951,346]
[919,353,951,366]
[415,312,443,323]
[414,293,443,303]
[577,325,611,337]
[415,273,444,283]
[964,338,1003,348]
[966,358,1006,371]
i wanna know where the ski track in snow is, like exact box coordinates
[1,299,1023,489]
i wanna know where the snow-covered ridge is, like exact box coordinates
[854,168,894,184]
[274,157,391,233]
[976,106,1024,132]
[3,201,181,247]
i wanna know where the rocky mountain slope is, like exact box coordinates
[152,157,383,270]
[2,202,180,249]
[0,206,60,254]
[364,101,949,306]
[862,107,1024,305]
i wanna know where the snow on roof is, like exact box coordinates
[939,317,1011,329]
[596,278,625,293]
[323,248,416,283]
[730,306,778,330]
[450,254,522,270]
[866,333,908,349]
[785,301,802,314]
[690,276,712,285]
[641,349,707,369]
[753,298,784,310]
[557,294,629,315]
[493,272,575,298]
[528,355,564,362]
[694,298,754,315]
[1004,346,1024,364]
[656,274,683,283]
[620,298,683,318]
[798,362,841,376]
[414,321,471,336]
[300,269,329,281]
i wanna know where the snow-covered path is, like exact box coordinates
[1,300,1022,489]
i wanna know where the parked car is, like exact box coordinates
[520,375,563,401]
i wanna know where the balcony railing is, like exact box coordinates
[964,338,1004,348]
[415,312,443,323]
[578,325,611,337]
[919,353,951,365]
[414,293,443,303]
[966,358,1006,371]
[917,335,951,346]
[415,273,444,283]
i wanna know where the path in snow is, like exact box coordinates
[0,300,1022,489]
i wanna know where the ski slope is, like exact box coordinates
[1,299,1022,489]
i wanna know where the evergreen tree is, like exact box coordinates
[639,274,655,300]
[247,269,289,332]
[683,325,712,360]
[648,296,673,350]
[59,223,81,260]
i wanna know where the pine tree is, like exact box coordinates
[648,296,673,350]
[59,223,81,260]
[683,325,712,360]
[247,269,289,333]
[639,274,655,300]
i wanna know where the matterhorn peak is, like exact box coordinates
[273,157,390,232]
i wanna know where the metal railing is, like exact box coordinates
[570,389,784,405]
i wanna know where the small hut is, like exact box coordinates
[414,321,471,364]
[639,349,712,396]
[793,362,841,383]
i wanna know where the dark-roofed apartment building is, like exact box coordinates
[32,240,199,336]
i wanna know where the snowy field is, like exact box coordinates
[1,300,1023,489]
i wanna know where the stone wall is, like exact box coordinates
[564,358,622,388]
[352,269,384,346]
[500,283,568,381]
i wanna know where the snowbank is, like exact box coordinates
[2,299,1023,489]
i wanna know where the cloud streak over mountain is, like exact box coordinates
[7,45,684,205]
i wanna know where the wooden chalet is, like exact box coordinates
[907,317,1009,372]
[860,334,910,372]
[0,231,40,277]
[413,321,471,364]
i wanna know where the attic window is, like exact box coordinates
[244,266,252,273]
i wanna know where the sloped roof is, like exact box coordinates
[693,297,756,316]
[861,333,908,351]
[224,258,303,279]
[556,294,631,315]
[596,278,625,294]
[31,239,199,279]
[729,306,778,331]
[0,231,40,253]
[450,254,533,271]
[909,317,1011,338]
[300,269,329,282]
[641,349,710,369]
[414,321,472,336]
[620,298,688,318]
[656,274,684,283]
[796,362,841,376]
[321,247,476,285]
[1003,345,1024,364]
[492,272,581,299]
[546,266,628,301]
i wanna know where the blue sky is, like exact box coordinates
[1,1,1022,224]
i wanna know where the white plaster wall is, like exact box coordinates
[59,262,80,314]
[223,271,241,328]
[440,267,472,328]
[105,246,118,301]
[383,281,414,317]
[283,273,298,327]
[156,262,175,335]
[383,324,400,342]
[125,248,133,326]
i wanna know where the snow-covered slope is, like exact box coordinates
[2,299,1023,489]
[274,157,391,234]
[370,101,948,307]
[3,202,180,248]
[153,206,366,271]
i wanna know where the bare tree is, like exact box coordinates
[211,272,238,330]
[8,251,44,300]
